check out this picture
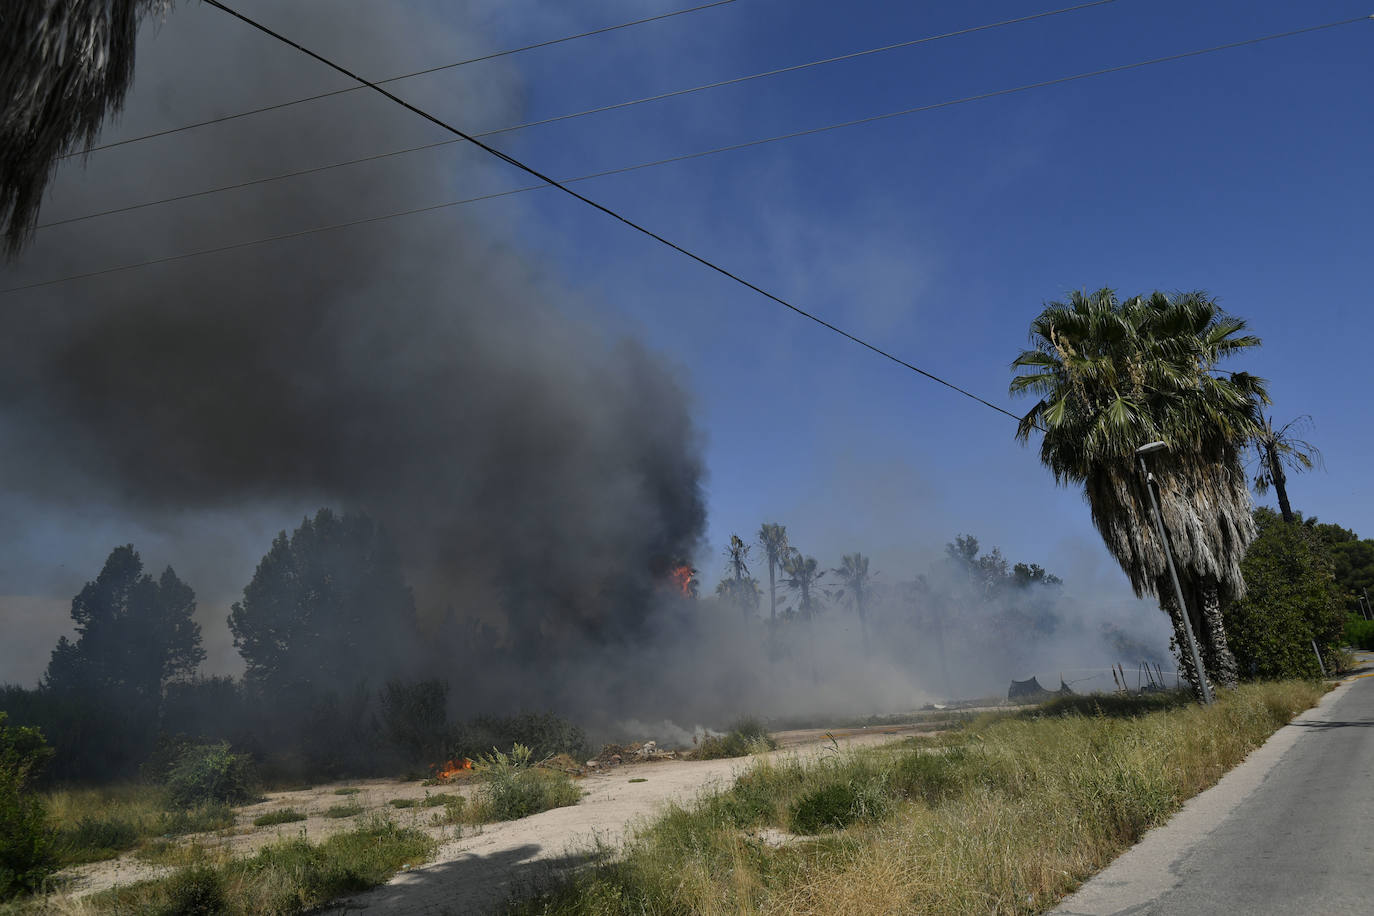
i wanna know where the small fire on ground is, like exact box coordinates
[430,758,474,781]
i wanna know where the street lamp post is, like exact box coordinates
[1136,441,1214,705]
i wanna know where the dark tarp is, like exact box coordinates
[1008,677,1047,700]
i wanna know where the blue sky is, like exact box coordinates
[2,0,1371,682]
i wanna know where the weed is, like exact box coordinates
[695,717,779,760]
[508,682,1326,915]
[323,803,363,819]
[52,815,139,865]
[628,778,647,784]
[252,809,306,827]
[419,793,456,808]
[466,744,581,823]
[388,799,417,809]
[92,816,434,915]
[332,788,360,796]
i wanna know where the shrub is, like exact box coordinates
[456,713,589,762]
[153,864,227,916]
[469,744,581,822]
[158,803,236,835]
[0,713,55,898]
[788,779,890,834]
[54,815,139,864]
[695,717,778,760]
[164,742,255,808]
[324,803,364,819]
[253,809,307,827]
[1345,615,1374,650]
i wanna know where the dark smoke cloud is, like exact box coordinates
[1,2,704,686]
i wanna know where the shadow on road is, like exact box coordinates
[1291,718,1374,729]
[322,842,594,915]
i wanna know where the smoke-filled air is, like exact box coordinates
[0,2,1176,786]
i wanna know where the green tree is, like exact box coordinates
[1224,508,1343,679]
[1,1,173,253]
[756,523,790,621]
[1010,289,1266,696]
[832,553,874,655]
[43,545,204,714]
[0,713,55,899]
[228,509,419,693]
[1248,414,1322,524]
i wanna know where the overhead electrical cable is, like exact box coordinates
[59,0,741,160]
[38,0,1123,232]
[13,12,1369,299]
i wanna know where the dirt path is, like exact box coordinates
[51,722,942,910]
[326,725,936,915]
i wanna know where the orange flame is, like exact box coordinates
[430,757,474,781]
[669,564,696,598]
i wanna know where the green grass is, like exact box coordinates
[332,787,361,796]
[388,798,418,809]
[323,803,364,819]
[419,792,457,808]
[253,808,307,827]
[458,744,582,824]
[41,786,237,867]
[628,778,647,784]
[507,681,1326,915]
[695,717,779,760]
[91,816,435,916]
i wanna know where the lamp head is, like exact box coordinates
[1135,441,1167,456]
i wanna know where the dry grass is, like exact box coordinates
[508,682,1326,915]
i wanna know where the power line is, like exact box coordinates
[58,0,742,160]
[38,0,1122,232]
[15,12,1369,297]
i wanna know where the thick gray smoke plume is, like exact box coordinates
[1,2,705,703]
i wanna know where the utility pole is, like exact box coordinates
[1136,442,1213,705]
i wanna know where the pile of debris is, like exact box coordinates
[586,740,678,769]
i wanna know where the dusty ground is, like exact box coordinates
[52,720,948,913]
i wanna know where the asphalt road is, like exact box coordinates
[1055,655,1374,915]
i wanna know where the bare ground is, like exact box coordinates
[48,721,947,913]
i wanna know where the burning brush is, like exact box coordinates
[429,757,475,781]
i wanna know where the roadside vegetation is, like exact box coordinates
[694,718,778,760]
[508,682,1325,915]
[89,816,433,916]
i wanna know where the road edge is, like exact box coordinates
[1049,676,1358,915]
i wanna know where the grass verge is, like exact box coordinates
[89,815,434,915]
[42,786,236,866]
[508,681,1325,915]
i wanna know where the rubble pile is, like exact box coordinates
[586,740,678,769]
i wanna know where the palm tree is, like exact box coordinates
[716,534,760,617]
[1010,289,1266,696]
[780,548,824,683]
[1249,414,1322,524]
[2,1,174,254]
[833,553,874,655]
[780,551,825,619]
[757,523,790,621]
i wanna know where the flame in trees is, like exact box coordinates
[669,564,698,598]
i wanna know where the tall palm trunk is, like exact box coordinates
[1265,443,1294,523]
[1196,580,1239,688]
[855,594,870,656]
[1161,591,1208,701]
[767,558,777,621]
